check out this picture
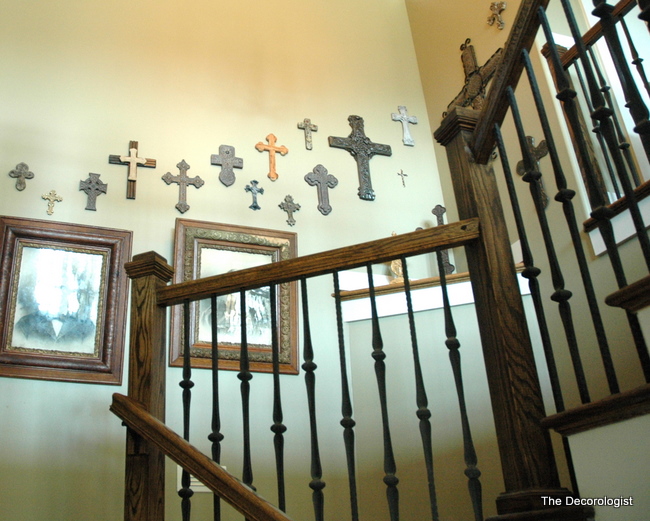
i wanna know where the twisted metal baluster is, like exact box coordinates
[180,300,195,521]
[301,277,326,521]
[436,252,482,521]
[366,263,400,521]
[269,284,287,511]
[238,290,255,492]
[333,271,359,521]
[209,295,224,521]
[401,257,439,521]
[620,16,650,98]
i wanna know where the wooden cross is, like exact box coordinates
[516,135,550,208]
[162,160,204,214]
[391,106,418,146]
[109,140,156,199]
[9,162,34,191]
[328,115,392,201]
[432,205,455,275]
[279,195,300,226]
[255,134,288,181]
[305,164,338,216]
[397,169,408,187]
[445,38,503,116]
[245,180,264,210]
[211,144,243,187]
[42,190,62,215]
[297,118,318,150]
[79,173,108,211]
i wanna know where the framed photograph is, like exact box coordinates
[0,216,132,384]
[170,219,298,374]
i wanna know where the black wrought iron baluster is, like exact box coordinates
[400,257,439,521]
[180,300,195,521]
[209,295,224,521]
[507,85,593,403]
[333,271,359,521]
[300,277,326,521]
[366,263,400,521]
[524,47,627,393]
[238,290,254,492]
[269,284,287,512]
[620,16,650,98]
[435,252,482,521]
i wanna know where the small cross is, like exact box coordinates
[245,180,264,210]
[305,164,338,216]
[297,118,318,150]
[487,2,507,30]
[391,106,418,146]
[42,190,62,215]
[328,115,392,201]
[516,136,550,208]
[109,140,156,199]
[432,205,455,275]
[255,134,288,181]
[397,169,408,187]
[79,173,108,211]
[211,144,243,187]
[9,162,34,191]
[279,195,300,226]
[162,160,204,214]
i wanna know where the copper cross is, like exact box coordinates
[245,180,264,210]
[79,173,108,211]
[211,144,243,187]
[328,115,392,201]
[297,118,318,150]
[42,190,62,215]
[279,195,300,226]
[9,162,34,191]
[255,134,288,181]
[305,164,338,215]
[391,106,418,146]
[109,140,156,199]
[162,160,204,214]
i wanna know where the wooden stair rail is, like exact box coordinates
[111,393,294,521]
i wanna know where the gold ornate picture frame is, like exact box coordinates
[0,216,132,384]
[170,218,298,374]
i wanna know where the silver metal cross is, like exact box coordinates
[162,160,204,213]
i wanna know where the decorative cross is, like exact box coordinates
[516,135,550,208]
[109,141,156,199]
[487,2,507,30]
[432,205,455,275]
[297,118,318,150]
[397,169,408,187]
[245,180,264,210]
[9,162,34,191]
[391,106,418,146]
[42,190,62,215]
[255,134,288,181]
[279,195,300,226]
[445,38,503,117]
[79,173,108,211]
[305,164,338,216]
[211,144,243,187]
[328,115,392,201]
[162,160,204,214]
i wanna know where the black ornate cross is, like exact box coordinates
[245,180,264,210]
[162,160,204,214]
[305,164,338,215]
[279,195,300,226]
[9,162,34,191]
[211,144,243,187]
[391,106,417,146]
[297,118,318,150]
[328,115,392,201]
[432,205,455,275]
[79,173,108,211]
[109,140,156,199]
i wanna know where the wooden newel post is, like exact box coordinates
[122,251,174,521]
[435,108,573,517]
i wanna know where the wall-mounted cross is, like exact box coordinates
[42,190,62,215]
[255,134,288,181]
[245,180,264,210]
[109,140,156,199]
[328,115,392,201]
[432,205,455,275]
[516,135,550,208]
[397,169,408,187]
[162,160,204,214]
[391,106,418,146]
[9,162,34,191]
[279,195,300,226]
[297,118,318,150]
[487,1,507,30]
[211,144,243,187]
[79,173,108,211]
[305,164,338,215]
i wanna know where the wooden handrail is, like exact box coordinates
[157,218,480,306]
[111,393,294,521]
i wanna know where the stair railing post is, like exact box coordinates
[122,251,174,521]
[435,108,572,516]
